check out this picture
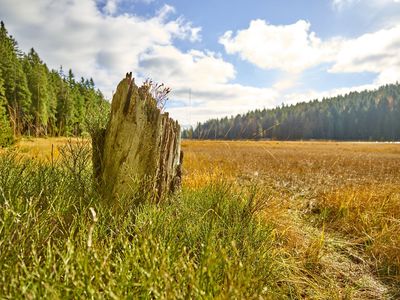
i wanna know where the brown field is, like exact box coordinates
[11,137,85,161]
[10,138,400,297]
[182,140,400,296]
[182,140,400,189]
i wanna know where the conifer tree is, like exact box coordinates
[23,48,51,136]
[0,70,13,146]
[0,21,31,135]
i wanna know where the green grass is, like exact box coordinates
[0,150,301,299]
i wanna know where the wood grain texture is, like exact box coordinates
[93,73,181,203]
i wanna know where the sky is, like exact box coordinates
[1,0,400,126]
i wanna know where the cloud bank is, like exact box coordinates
[0,0,399,126]
[0,0,200,98]
[220,19,400,87]
[220,20,338,74]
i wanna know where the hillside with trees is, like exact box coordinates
[0,21,108,145]
[184,84,400,141]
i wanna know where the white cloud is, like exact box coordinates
[167,84,279,126]
[331,0,359,10]
[330,24,400,84]
[219,19,339,74]
[137,45,279,125]
[104,0,118,15]
[332,0,400,10]
[0,0,201,99]
[221,18,400,86]
[156,4,176,20]
[138,46,235,86]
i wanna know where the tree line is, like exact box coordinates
[0,21,109,146]
[183,83,400,141]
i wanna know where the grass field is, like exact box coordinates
[1,138,399,298]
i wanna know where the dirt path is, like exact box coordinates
[298,214,393,299]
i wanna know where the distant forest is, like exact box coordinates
[0,21,108,145]
[183,83,400,141]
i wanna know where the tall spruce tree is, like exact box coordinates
[0,21,31,135]
[23,48,51,136]
[0,70,13,146]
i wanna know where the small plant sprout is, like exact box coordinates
[143,78,171,112]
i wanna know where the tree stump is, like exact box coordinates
[92,73,182,203]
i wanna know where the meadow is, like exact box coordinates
[0,138,399,299]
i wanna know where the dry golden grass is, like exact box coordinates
[182,140,400,189]
[182,140,400,294]
[9,137,85,161]
[12,138,400,296]
[318,185,400,279]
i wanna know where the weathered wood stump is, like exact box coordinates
[92,73,182,203]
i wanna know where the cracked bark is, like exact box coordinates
[92,73,182,203]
